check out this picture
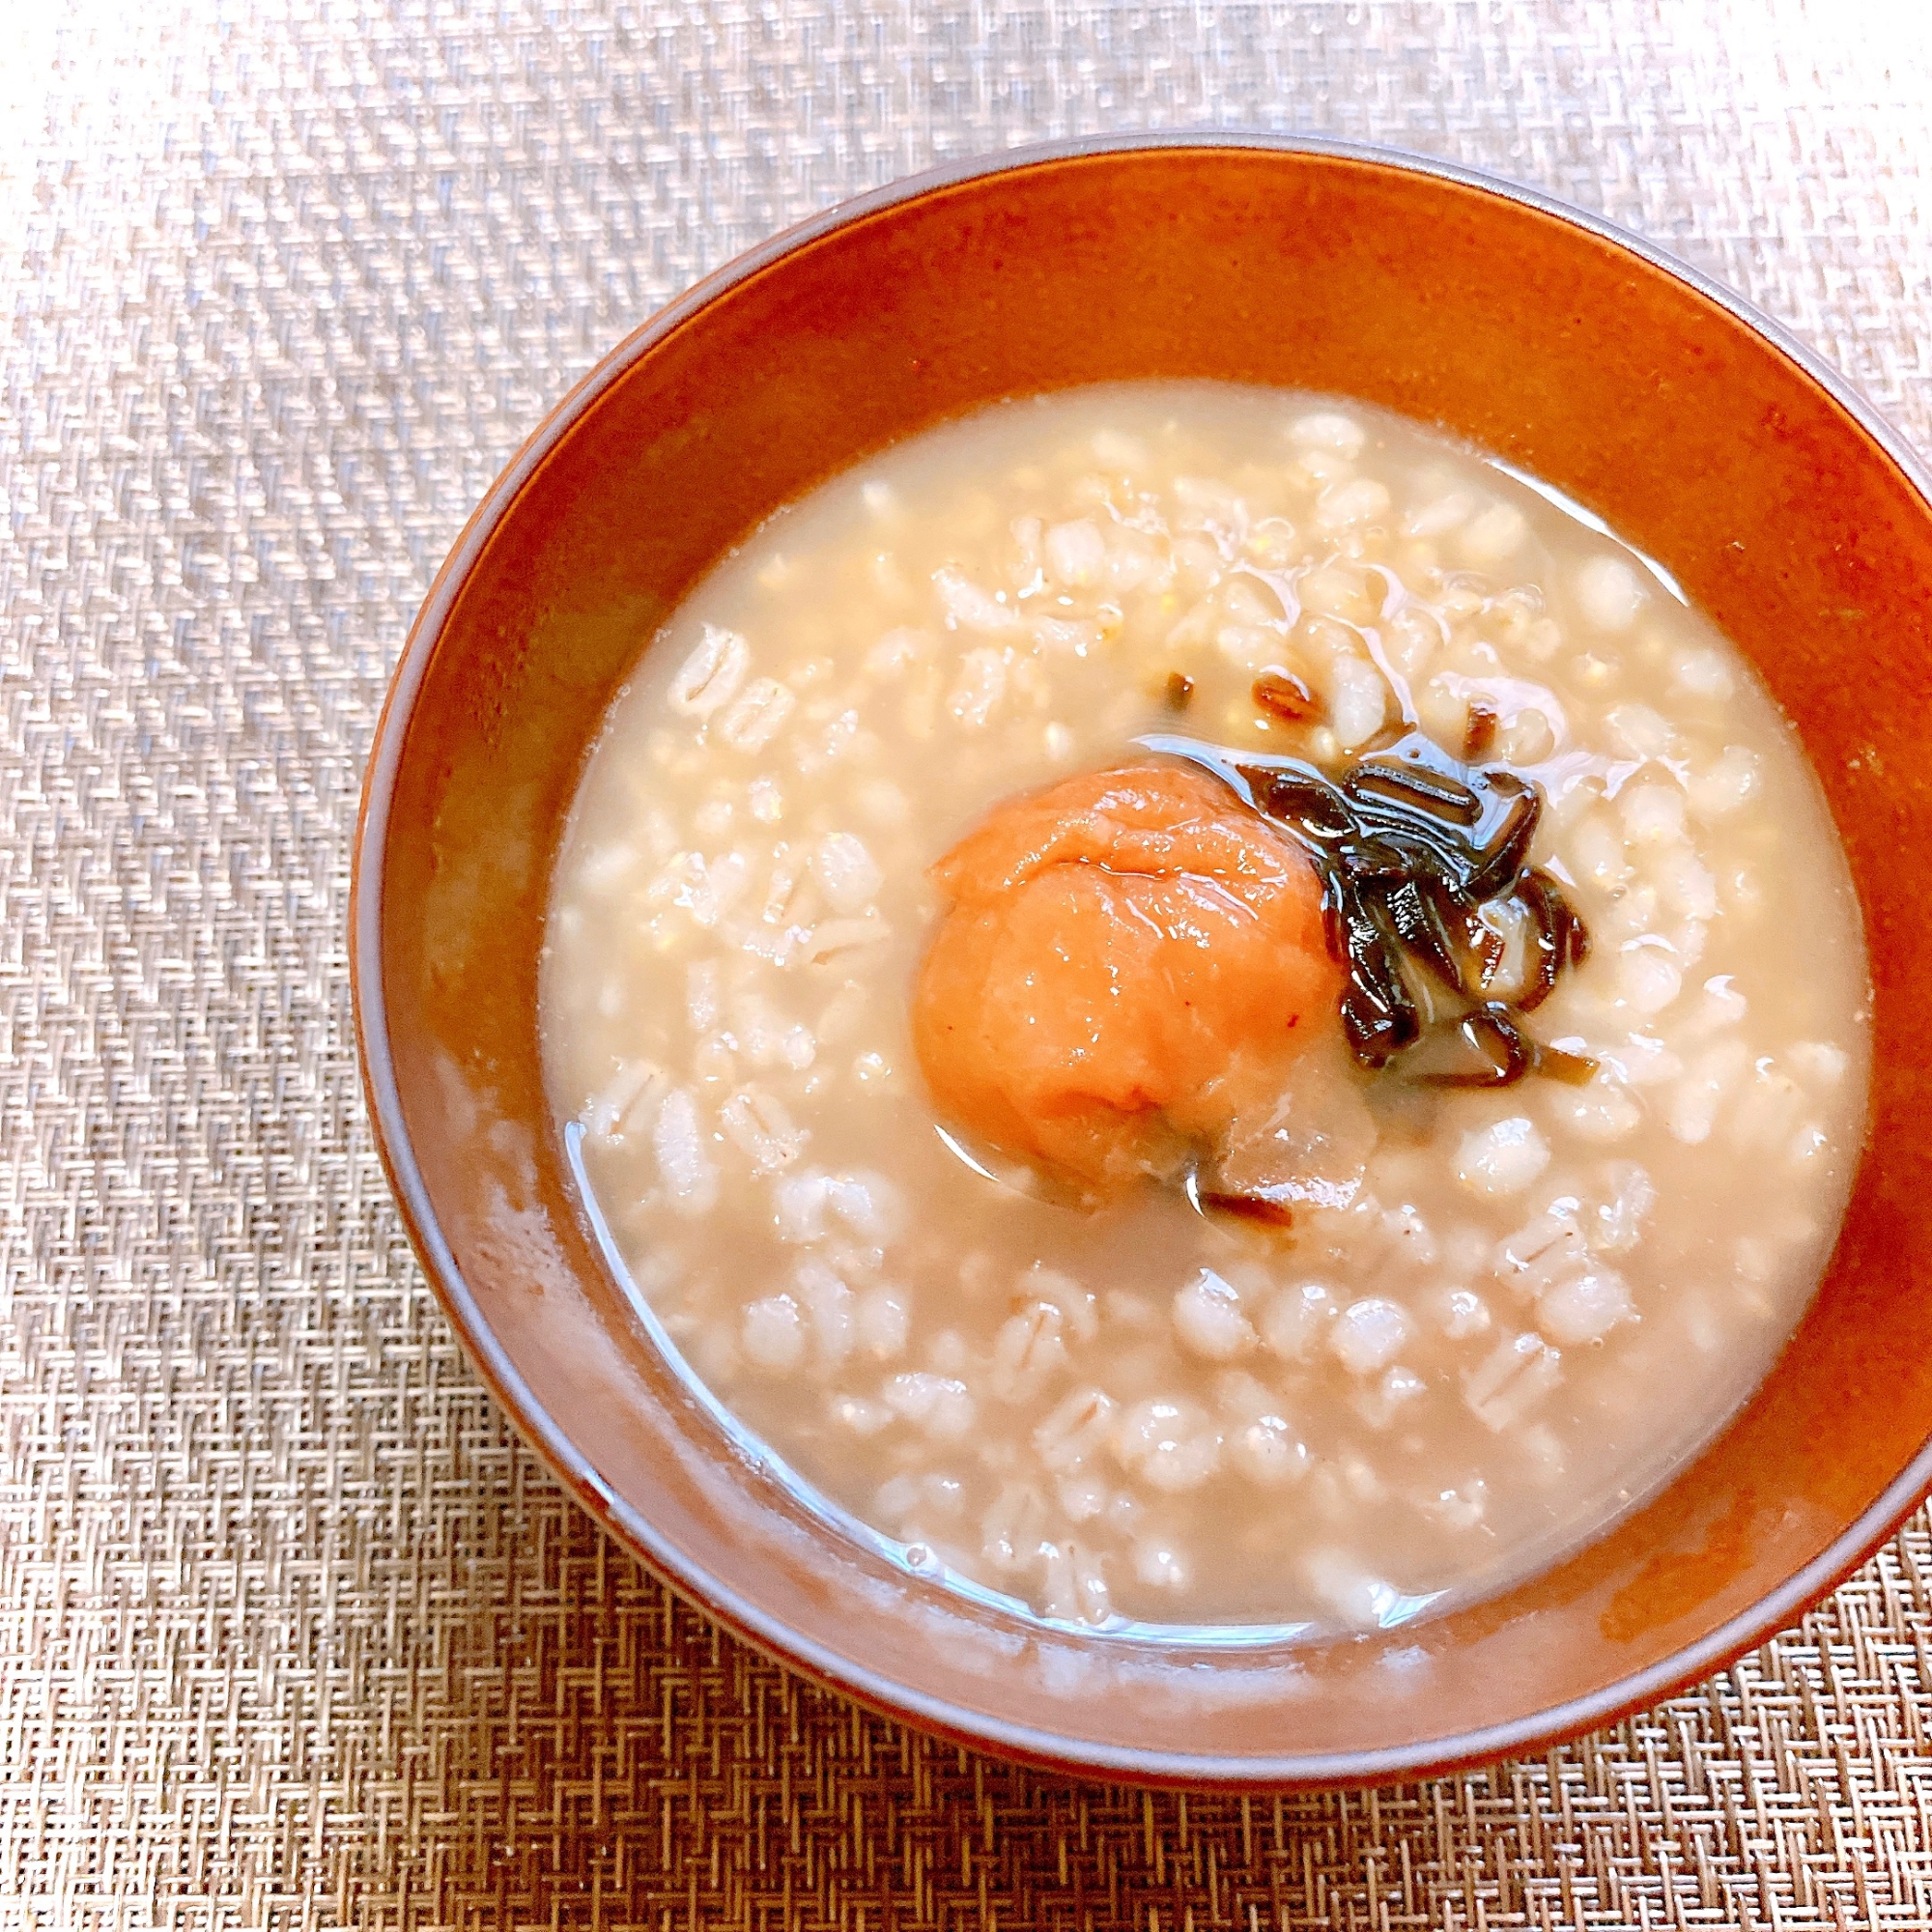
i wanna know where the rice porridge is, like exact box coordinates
[540,384,1868,1633]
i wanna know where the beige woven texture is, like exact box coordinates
[5,1,1932,1924]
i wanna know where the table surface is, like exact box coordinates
[5,2,1932,1925]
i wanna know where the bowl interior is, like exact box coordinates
[359,142,1932,1782]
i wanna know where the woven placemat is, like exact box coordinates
[5,2,1932,1924]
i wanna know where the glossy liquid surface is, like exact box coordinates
[542,384,1868,1632]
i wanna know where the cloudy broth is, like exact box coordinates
[541,384,1867,1632]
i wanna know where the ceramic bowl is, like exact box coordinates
[353,135,1932,1786]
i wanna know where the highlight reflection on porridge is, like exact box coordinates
[542,385,1868,1632]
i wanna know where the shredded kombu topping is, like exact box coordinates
[1138,728,1594,1090]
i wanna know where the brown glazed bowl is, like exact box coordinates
[354,135,1932,1786]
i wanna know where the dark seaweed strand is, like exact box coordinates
[1516,867,1583,1011]
[1197,1191,1296,1229]
[1137,730,1597,1089]
[1419,1005,1535,1088]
